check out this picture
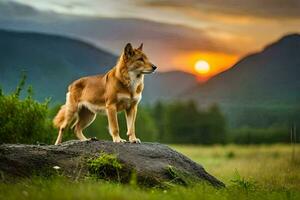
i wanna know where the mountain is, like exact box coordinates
[184,34,300,127]
[0,29,198,103]
[185,34,300,107]
[1,29,299,108]
[144,71,197,103]
[0,29,117,102]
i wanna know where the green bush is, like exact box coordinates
[0,74,55,144]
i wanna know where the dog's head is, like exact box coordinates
[123,43,157,75]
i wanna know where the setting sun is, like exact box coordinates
[195,60,210,74]
[172,51,239,81]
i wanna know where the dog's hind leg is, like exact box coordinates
[55,128,64,145]
[54,104,78,145]
[74,107,96,141]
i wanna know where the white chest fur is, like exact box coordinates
[117,93,142,105]
[128,71,143,92]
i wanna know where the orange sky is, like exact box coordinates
[6,0,300,81]
[172,51,239,81]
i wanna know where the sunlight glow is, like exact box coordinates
[195,60,210,74]
[172,51,239,81]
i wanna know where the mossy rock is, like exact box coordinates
[0,140,225,187]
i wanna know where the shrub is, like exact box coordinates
[0,74,55,144]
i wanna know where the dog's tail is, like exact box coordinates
[53,105,66,129]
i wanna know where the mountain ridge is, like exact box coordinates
[184,33,300,105]
[0,28,118,102]
[0,29,198,103]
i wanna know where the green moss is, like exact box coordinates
[87,153,123,182]
[88,153,122,171]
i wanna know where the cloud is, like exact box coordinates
[0,1,243,72]
[1,0,299,72]
[0,0,38,19]
[141,0,300,20]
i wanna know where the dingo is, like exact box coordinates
[53,43,157,145]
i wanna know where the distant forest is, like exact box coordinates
[1,75,299,145]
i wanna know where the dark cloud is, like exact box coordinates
[0,0,38,19]
[0,1,241,71]
[142,0,300,19]
[2,0,297,71]
[69,18,236,53]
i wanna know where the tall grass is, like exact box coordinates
[1,176,300,200]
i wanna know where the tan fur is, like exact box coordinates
[53,43,156,145]
[53,105,66,128]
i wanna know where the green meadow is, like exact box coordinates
[1,144,299,200]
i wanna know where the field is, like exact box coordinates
[0,144,299,200]
[172,144,300,190]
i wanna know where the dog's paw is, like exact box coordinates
[81,137,98,142]
[129,138,141,144]
[86,137,98,142]
[113,137,127,143]
[90,137,98,141]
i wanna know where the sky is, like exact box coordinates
[1,0,300,79]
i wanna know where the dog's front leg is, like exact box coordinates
[107,105,126,143]
[125,104,141,143]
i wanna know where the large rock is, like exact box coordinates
[0,140,225,187]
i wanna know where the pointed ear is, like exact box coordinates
[124,43,134,58]
[137,43,143,51]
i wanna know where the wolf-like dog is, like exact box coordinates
[53,43,157,145]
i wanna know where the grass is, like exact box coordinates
[0,144,299,200]
[171,144,300,190]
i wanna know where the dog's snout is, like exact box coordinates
[152,64,157,71]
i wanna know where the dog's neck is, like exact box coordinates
[115,54,130,87]
[128,71,144,93]
[115,54,144,92]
